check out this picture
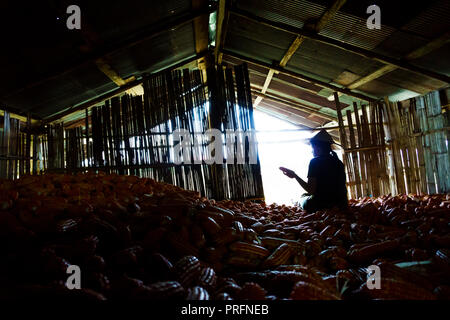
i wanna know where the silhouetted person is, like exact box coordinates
[280,129,347,213]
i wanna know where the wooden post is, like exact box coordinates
[346,109,361,198]
[333,92,355,198]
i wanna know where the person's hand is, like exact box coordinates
[279,167,297,179]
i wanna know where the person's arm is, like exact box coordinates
[279,167,317,194]
[295,175,317,194]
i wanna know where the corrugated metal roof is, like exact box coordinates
[372,30,429,59]
[401,0,450,39]
[308,114,328,123]
[319,10,396,51]
[3,62,117,118]
[108,23,196,78]
[267,79,345,110]
[260,98,312,119]
[225,14,298,64]
[355,78,418,98]
[224,54,324,92]
[377,68,448,94]
[236,0,327,29]
[0,0,199,119]
[409,44,450,76]
[257,101,322,128]
[273,73,323,93]
[286,38,370,82]
[84,0,191,44]
[1,0,448,125]
[0,1,87,95]
[224,0,449,119]
[248,72,268,88]
[224,54,335,127]
[345,60,386,79]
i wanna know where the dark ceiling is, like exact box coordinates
[0,0,209,119]
[0,0,448,129]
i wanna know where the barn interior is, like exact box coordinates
[0,0,449,301]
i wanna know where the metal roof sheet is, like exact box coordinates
[401,0,450,39]
[248,73,268,88]
[83,0,191,44]
[257,101,322,128]
[3,62,117,118]
[1,0,449,124]
[224,54,324,92]
[409,44,450,76]
[355,78,419,99]
[372,30,429,59]
[108,23,196,78]
[225,14,298,63]
[235,0,327,29]
[377,68,448,95]
[225,0,449,113]
[286,38,371,82]
[319,10,396,51]
[267,79,345,110]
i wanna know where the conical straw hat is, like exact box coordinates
[310,129,335,144]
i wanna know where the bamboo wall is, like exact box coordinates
[335,88,449,199]
[42,64,265,201]
[207,64,264,200]
[334,94,390,199]
[0,112,46,179]
[383,90,449,194]
[1,69,448,200]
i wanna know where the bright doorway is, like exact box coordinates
[254,110,315,205]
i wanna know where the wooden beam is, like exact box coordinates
[279,36,307,67]
[95,58,136,86]
[345,31,450,90]
[253,96,263,107]
[230,8,450,84]
[347,65,397,89]
[222,49,377,102]
[256,103,325,128]
[261,70,276,93]
[0,110,39,125]
[254,106,315,128]
[251,89,336,122]
[45,51,208,123]
[253,0,346,108]
[250,84,336,120]
[193,0,210,54]
[193,0,210,76]
[244,64,321,96]
[405,31,450,60]
[253,69,275,107]
[3,7,216,100]
[256,102,322,126]
[79,19,138,93]
[214,0,227,65]
[333,92,348,149]
[314,0,347,32]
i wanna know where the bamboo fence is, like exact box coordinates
[2,71,448,199]
[0,111,46,179]
[334,88,449,199]
[334,94,390,199]
[43,64,265,201]
[383,91,449,194]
